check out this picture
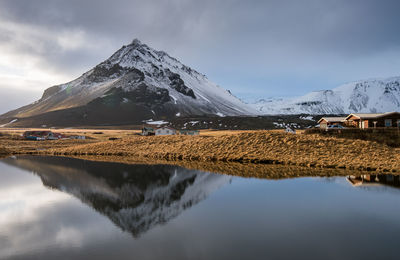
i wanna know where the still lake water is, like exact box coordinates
[1,156,400,260]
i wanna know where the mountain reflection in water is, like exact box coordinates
[2,156,231,237]
[2,156,400,260]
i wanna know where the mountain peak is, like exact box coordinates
[130,38,142,45]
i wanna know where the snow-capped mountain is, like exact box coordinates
[0,39,256,126]
[251,76,400,114]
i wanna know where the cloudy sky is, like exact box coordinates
[1,0,400,113]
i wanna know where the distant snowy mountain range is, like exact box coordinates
[250,76,400,114]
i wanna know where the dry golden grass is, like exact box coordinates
[0,128,99,154]
[0,146,10,156]
[68,155,364,179]
[0,128,141,141]
[1,128,399,173]
[199,129,262,136]
[49,131,400,172]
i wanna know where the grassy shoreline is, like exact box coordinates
[1,129,399,173]
[53,154,375,180]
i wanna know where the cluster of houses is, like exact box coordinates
[23,126,198,140]
[142,126,199,136]
[318,112,400,129]
[23,131,86,141]
[21,112,399,140]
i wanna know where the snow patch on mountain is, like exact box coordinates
[0,119,17,127]
[144,119,169,125]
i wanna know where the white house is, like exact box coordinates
[155,126,176,136]
[70,135,86,140]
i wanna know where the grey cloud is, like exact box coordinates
[2,0,400,62]
[0,87,42,114]
[0,0,400,110]
[3,0,398,52]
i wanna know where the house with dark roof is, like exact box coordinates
[317,117,347,129]
[345,112,400,129]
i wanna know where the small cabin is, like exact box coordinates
[178,130,200,136]
[317,117,346,129]
[70,135,86,140]
[344,112,400,129]
[155,126,176,136]
[142,126,155,136]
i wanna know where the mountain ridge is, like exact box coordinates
[251,76,400,115]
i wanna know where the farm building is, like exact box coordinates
[141,126,155,136]
[155,126,176,136]
[178,130,200,136]
[23,131,64,140]
[344,112,400,129]
[317,117,346,129]
[69,135,86,140]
